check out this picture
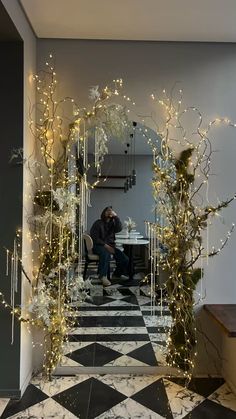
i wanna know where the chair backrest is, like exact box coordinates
[83,233,94,255]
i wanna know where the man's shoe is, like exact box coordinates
[101,276,111,287]
[112,274,129,281]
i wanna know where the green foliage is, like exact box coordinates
[175,148,194,174]
[183,268,202,290]
[34,191,59,211]
[173,148,195,198]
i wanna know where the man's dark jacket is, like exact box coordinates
[90,216,122,246]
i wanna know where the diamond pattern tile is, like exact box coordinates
[167,377,225,398]
[66,342,123,366]
[127,342,158,366]
[184,398,236,419]
[1,384,48,419]
[2,376,236,419]
[2,282,236,419]
[53,377,126,419]
[131,378,173,418]
[208,383,236,412]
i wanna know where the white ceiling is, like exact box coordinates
[20,0,236,42]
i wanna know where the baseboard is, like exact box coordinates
[0,389,21,399]
[54,365,181,376]
[20,368,32,397]
[0,369,32,399]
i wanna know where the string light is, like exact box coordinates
[4,59,236,382]
[143,86,236,380]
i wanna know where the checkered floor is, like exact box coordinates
[59,275,171,368]
[2,264,236,418]
[1,375,236,418]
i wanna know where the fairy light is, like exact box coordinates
[143,86,236,380]
[5,59,236,380]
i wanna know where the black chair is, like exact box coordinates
[83,233,111,280]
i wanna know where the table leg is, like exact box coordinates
[128,244,134,280]
[121,244,140,286]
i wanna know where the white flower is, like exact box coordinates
[89,85,100,101]
[9,147,25,164]
[124,217,136,232]
[52,188,80,211]
[67,275,91,302]
[52,188,67,210]
[26,283,52,327]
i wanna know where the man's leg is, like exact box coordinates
[93,245,110,278]
[113,248,129,277]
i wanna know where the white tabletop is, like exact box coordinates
[116,234,144,239]
[116,238,149,245]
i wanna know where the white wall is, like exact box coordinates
[37,39,236,305]
[87,154,155,235]
[2,0,36,394]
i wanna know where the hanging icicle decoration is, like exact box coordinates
[14,238,19,293]
[58,222,62,312]
[9,239,18,345]
[49,161,54,247]
[6,248,9,276]
[206,179,210,266]
[94,126,108,175]
[200,253,203,301]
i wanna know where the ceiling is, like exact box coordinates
[20,0,236,42]
[0,1,22,41]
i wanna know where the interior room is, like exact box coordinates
[1,1,236,418]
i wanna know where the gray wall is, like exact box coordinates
[87,154,155,234]
[1,0,36,397]
[37,39,236,305]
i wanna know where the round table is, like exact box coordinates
[116,234,144,239]
[115,238,149,284]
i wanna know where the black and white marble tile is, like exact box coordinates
[143,315,172,328]
[131,378,173,418]
[95,397,164,418]
[98,374,164,397]
[97,340,149,355]
[4,397,79,419]
[184,398,236,418]
[104,354,150,367]
[149,332,169,343]
[1,384,48,419]
[69,326,148,335]
[31,375,93,397]
[66,342,123,366]
[0,399,9,417]
[73,315,145,328]
[208,382,236,412]
[2,375,236,419]
[152,342,168,364]
[74,309,142,316]
[52,377,127,419]
[61,282,171,369]
[59,355,84,367]
[68,333,150,342]
[163,378,204,419]
[76,305,139,312]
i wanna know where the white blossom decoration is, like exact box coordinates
[89,85,101,101]
[124,217,136,232]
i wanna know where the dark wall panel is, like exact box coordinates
[0,41,23,397]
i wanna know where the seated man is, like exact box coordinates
[90,206,129,286]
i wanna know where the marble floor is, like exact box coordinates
[59,276,171,368]
[1,374,236,418]
[2,265,236,417]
